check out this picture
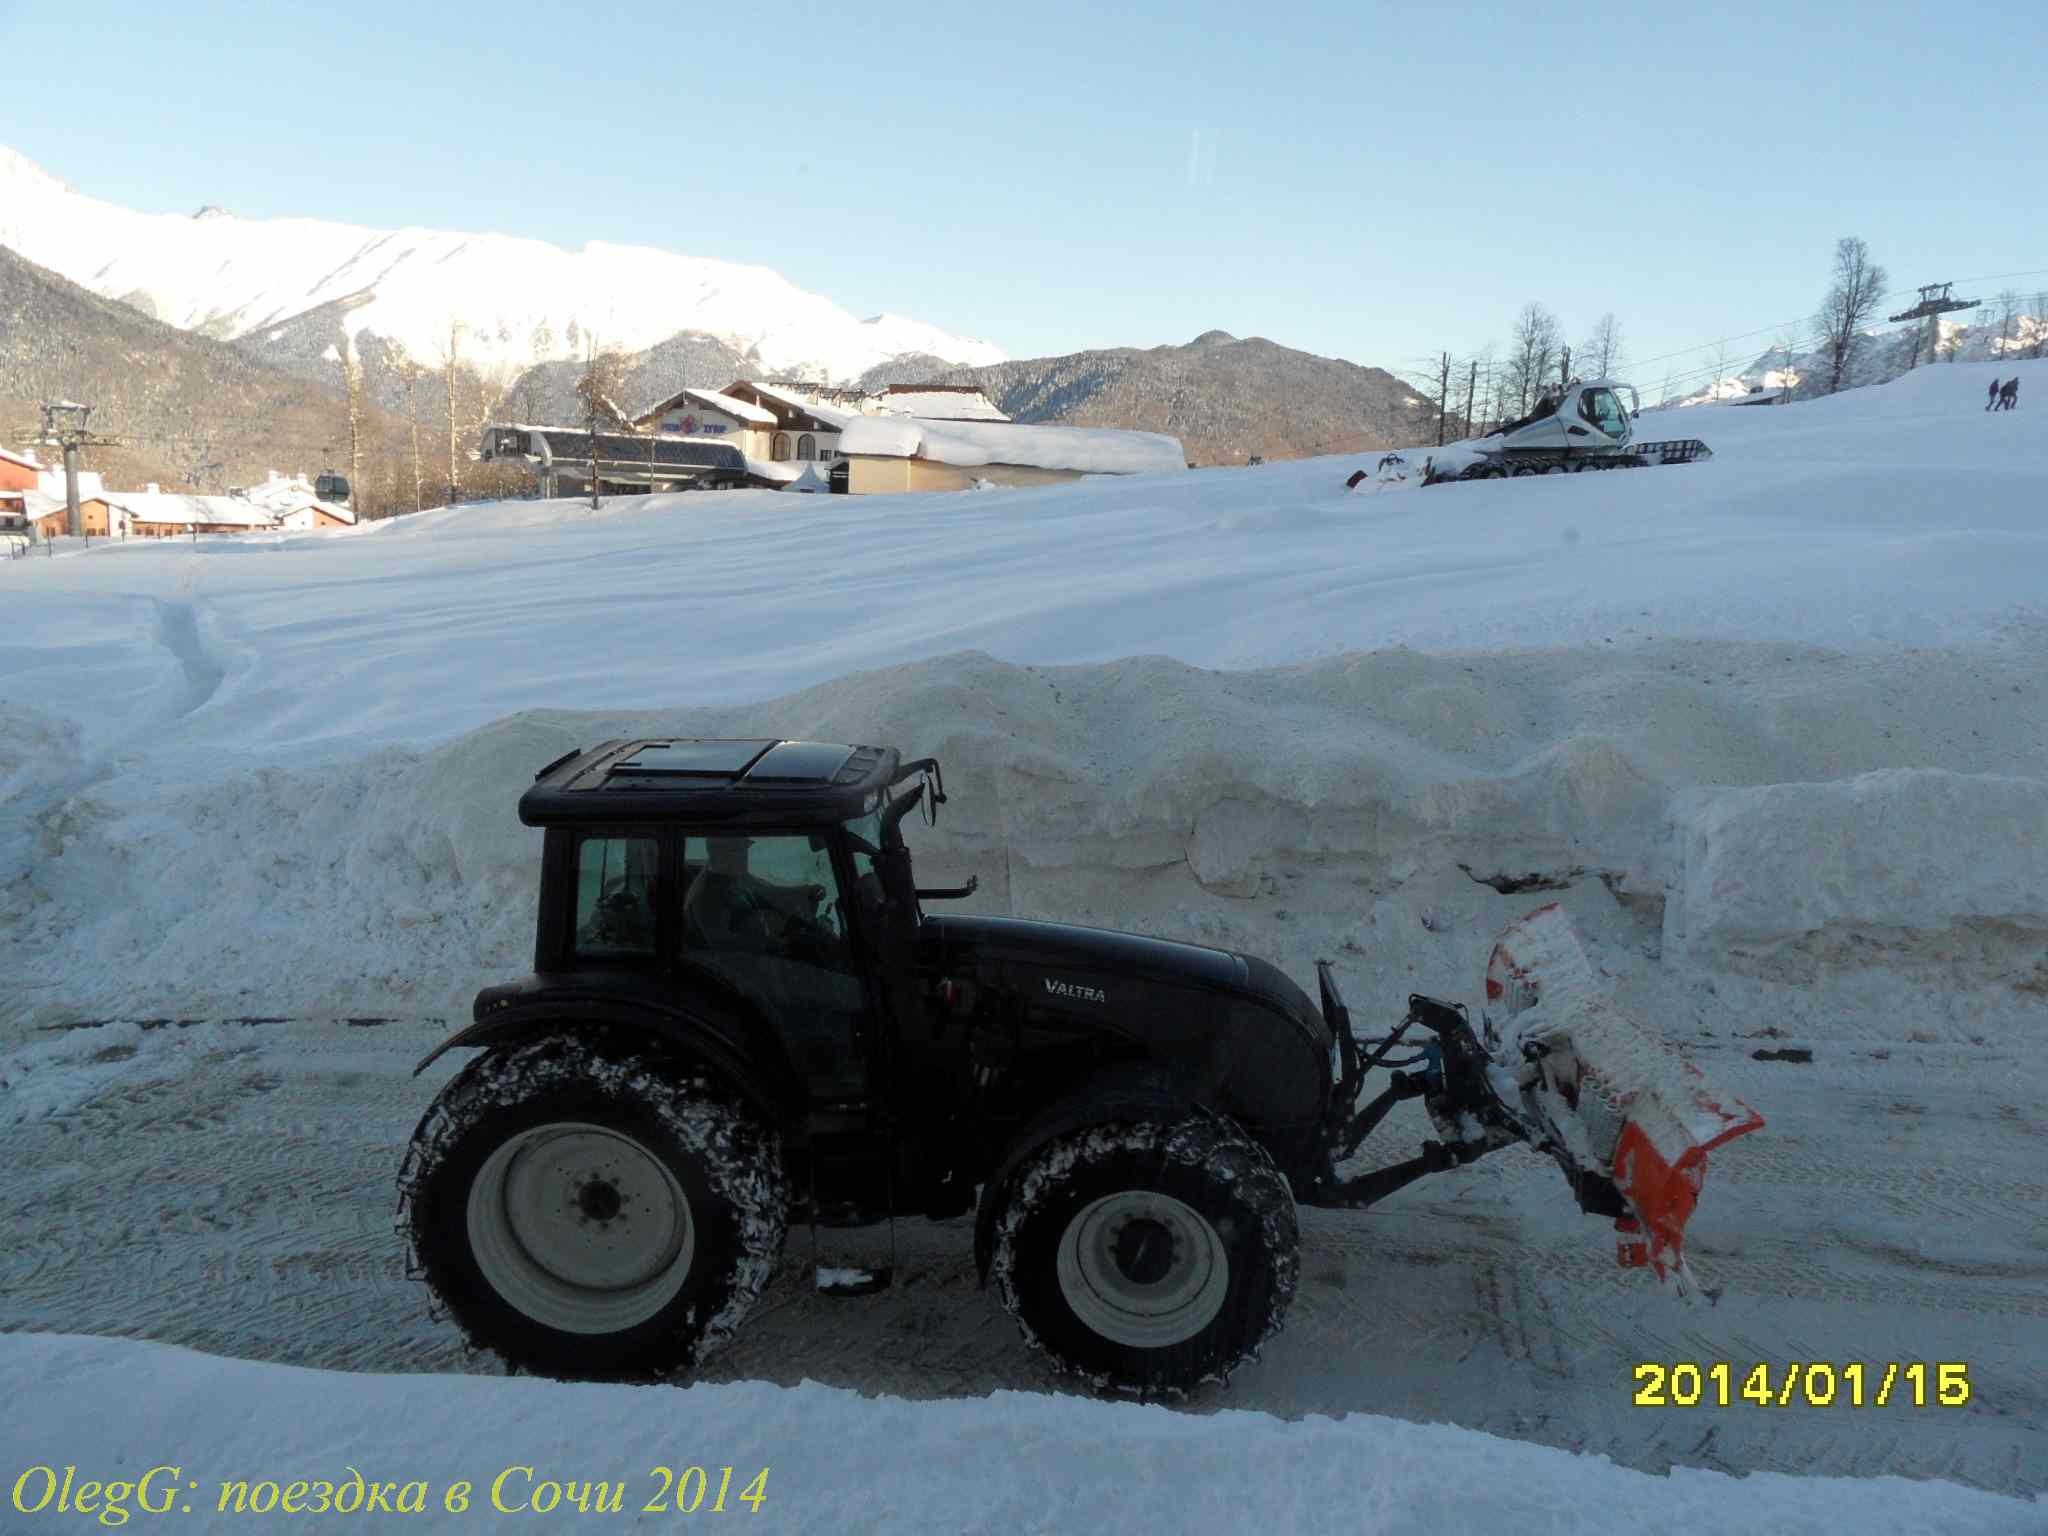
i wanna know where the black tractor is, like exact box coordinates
[398,739,1757,1395]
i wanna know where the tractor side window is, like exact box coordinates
[572,836,659,959]
[677,834,866,1099]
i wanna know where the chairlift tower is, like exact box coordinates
[1889,283,1982,367]
[1887,282,1981,324]
[39,401,122,538]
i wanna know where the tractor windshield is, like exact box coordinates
[1578,387,1630,441]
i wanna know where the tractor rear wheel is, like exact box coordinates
[398,1032,787,1381]
[990,1114,1298,1397]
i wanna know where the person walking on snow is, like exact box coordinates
[1988,377,2002,410]
[1999,377,2020,411]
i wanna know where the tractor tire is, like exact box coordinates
[398,1032,787,1381]
[989,1113,1298,1398]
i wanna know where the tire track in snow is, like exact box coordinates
[150,598,226,721]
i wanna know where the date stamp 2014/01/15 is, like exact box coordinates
[1633,1361,1971,1409]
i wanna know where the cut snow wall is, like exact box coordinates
[6,652,2047,1027]
[1665,769,2048,966]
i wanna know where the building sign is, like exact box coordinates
[660,414,729,436]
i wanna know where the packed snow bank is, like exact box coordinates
[5,646,2044,1031]
[3,1335,2036,1535]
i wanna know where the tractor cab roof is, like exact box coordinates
[519,738,900,828]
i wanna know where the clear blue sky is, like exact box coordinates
[4,0,2044,387]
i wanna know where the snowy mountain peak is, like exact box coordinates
[0,144,69,192]
[0,145,1008,386]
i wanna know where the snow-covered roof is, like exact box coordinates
[739,457,805,484]
[0,445,41,472]
[22,489,77,518]
[102,491,280,527]
[739,381,860,431]
[278,498,357,525]
[668,388,776,426]
[37,468,105,499]
[837,418,1187,475]
[878,387,1010,422]
[234,476,357,523]
[235,473,322,511]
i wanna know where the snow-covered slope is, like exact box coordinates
[1663,304,2045,407]
[0,146,1005,384]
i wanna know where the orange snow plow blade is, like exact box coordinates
[1484,903,1763,1297]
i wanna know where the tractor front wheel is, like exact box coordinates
[990,1114,1298,1397]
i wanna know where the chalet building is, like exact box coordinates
[629,387,779,459]
[0,446,40,494]
[272,500,355,531]
[835,418,1187,494]
[1,489,28,539]
[482,377,1172,500]
[25,489,117,539]
[103,490,284,538]
[717,380,862,465]
[233,472,357,529]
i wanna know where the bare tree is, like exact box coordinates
[388,340,426,513]
[469,366,506,499]
[1581,313,1623,379]
[1770,329,1805,402]
[335,340,366,516]
[439,319,467,506]
[1992,289,2021,360]
[1469,345,1497,434]
[2031,292,2048,359]
[1707,340,1733,401]
[1814,236,1888,395]
[576,343,633,510]
[1507,302,1561,415]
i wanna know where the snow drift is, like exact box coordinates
[4,1334,2038,1535]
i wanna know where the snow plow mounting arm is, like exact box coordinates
[1303,909,1765,1301]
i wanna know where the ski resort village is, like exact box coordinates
[3,10,2048,1533]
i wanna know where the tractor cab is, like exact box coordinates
[494,737,933,1110]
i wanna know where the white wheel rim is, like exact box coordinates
[466,1121,695,1335]
[1055,1191,1230,1348]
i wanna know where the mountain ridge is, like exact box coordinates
[866,332,1432,464]
[0,145,1006,392]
